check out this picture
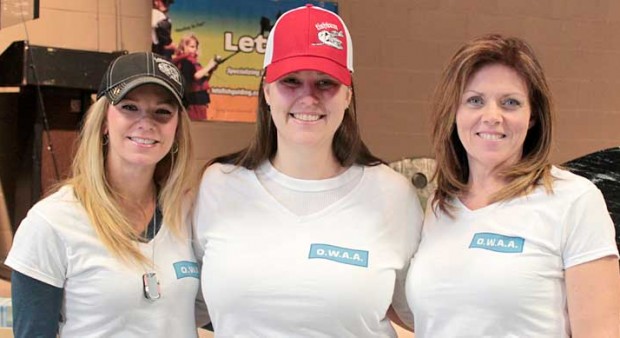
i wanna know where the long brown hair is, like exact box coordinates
[210,79,382,169]
[431,34,555,215]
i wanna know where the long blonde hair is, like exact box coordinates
[431,34,554,215]
[65,96,195,265]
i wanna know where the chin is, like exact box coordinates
[128,154,166,167]
[297,137,333,148]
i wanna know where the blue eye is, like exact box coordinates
[503,98,521,108]
[466,96,484,106]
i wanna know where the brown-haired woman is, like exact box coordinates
[193,4,423,336]
[406,34,619,337]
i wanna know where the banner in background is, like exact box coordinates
[152,0,338,122]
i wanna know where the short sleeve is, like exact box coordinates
[192,165,222,267]
[390,180,423,328]
[191,190,206,269]
[194,283,211,327]
[392,258,414,328]
[562,187,619,269]
[192,170,211,327]
[5,209,68,288]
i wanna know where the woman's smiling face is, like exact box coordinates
[263,70,351,150]
[104,84,179,171]
[456,63,534,173]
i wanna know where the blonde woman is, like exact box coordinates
[7,52,208,337]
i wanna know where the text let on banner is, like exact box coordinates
[152,0,338,122]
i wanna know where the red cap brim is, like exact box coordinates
[264,55,351,86]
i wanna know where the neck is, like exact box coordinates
[106,165,157,208]
[272,143,344,180]
[460,165,508,209]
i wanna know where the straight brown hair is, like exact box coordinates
[431,34,555,215]
[210,79,383,169]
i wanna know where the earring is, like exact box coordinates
[102,133,109,146]
[170,141,179,154]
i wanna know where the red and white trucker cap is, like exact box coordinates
[263,4,353,85]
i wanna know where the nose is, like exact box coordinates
[481,103,502,125]
[136,110,157,130]
[297,82,319,105]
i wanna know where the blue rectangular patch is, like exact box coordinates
[308,243,369,267]
[469,233,525,253]
[173,261,200,279]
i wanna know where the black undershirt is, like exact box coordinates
[11,207,163,337]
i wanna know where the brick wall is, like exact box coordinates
[1,0,619,167]
[342,0,620,164]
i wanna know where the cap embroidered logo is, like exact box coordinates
[110,85,122,97]
[315,30,344,49]
[97,52,186,107]
[263,4,353,85]
[156,59,183,86]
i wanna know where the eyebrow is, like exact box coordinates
[462,90,526,97]
[120,95,177,106]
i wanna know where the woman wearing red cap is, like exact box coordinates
[7,52,209,337]
[193,4,422,337]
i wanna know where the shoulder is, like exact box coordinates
[23,186,88,232]
[200,163,253,187]
[151,9,166,22]
[31,186,81,216]
[362,164,420,205]
[202,162,247,178]
[10,187,80,257]
[519,166,606,211]
[549,166,601,196]
[364,164,413,190]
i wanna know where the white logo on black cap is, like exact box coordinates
[109,82,126,100]
[155,58,182,86]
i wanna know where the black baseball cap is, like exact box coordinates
[97,52,185,107]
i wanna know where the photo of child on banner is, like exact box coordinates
[173,34,240,120]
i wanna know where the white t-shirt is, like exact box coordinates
[6,186,205,337]
[406,166,619,338]
[194,163,423,337]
